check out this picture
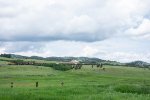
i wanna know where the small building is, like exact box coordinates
[59,60,79,65]
[70,60,79,65]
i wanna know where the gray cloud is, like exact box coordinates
[0,32,108,42]
[1,38,150,62]
[0,0,150,42]
[0,42,44,53]
[0,0,150,63]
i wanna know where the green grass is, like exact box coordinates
[0,64,150,100]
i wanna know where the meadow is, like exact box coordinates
[0,60,150,100]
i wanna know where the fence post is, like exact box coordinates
[61,82,64,86]
[36,82,38,88]
[11,82,13,88]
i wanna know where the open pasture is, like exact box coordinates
[0,64,150,100]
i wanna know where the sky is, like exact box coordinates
[0,0,150,62]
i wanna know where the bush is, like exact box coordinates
[53,64,72,71]
[0,58,73,71]
[35,63,72,71]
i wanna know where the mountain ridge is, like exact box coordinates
[0,53,150,68]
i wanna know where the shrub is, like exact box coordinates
[52,64,72,71]
[35,63,72,71]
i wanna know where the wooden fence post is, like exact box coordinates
[36,82,38,88]
[61,82,64,86]
[11,82,13,88]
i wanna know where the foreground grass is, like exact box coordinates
[0,65,150,100]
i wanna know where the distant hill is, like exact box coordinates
[0,53,149,68]
[0,53,123,65]
[126,61,150,68]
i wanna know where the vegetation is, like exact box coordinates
[0,54,123,66]
[126,61,150,68]
[0,57,150,100]
[0,57,72,71]
[1,54,150,68]
[0,54,12,58]
[35,63,73,71]
[115,84,150,94]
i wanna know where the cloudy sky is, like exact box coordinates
[0,0,150,62]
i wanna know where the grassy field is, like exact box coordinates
[0,61,150,100]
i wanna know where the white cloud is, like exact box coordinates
[126,19,150,40]
[0,0,150,41]
[99,52,150,62]
[82,46,98,57]
[0,0,150,62]
[1,38,150,62]
[0,47,5,54]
